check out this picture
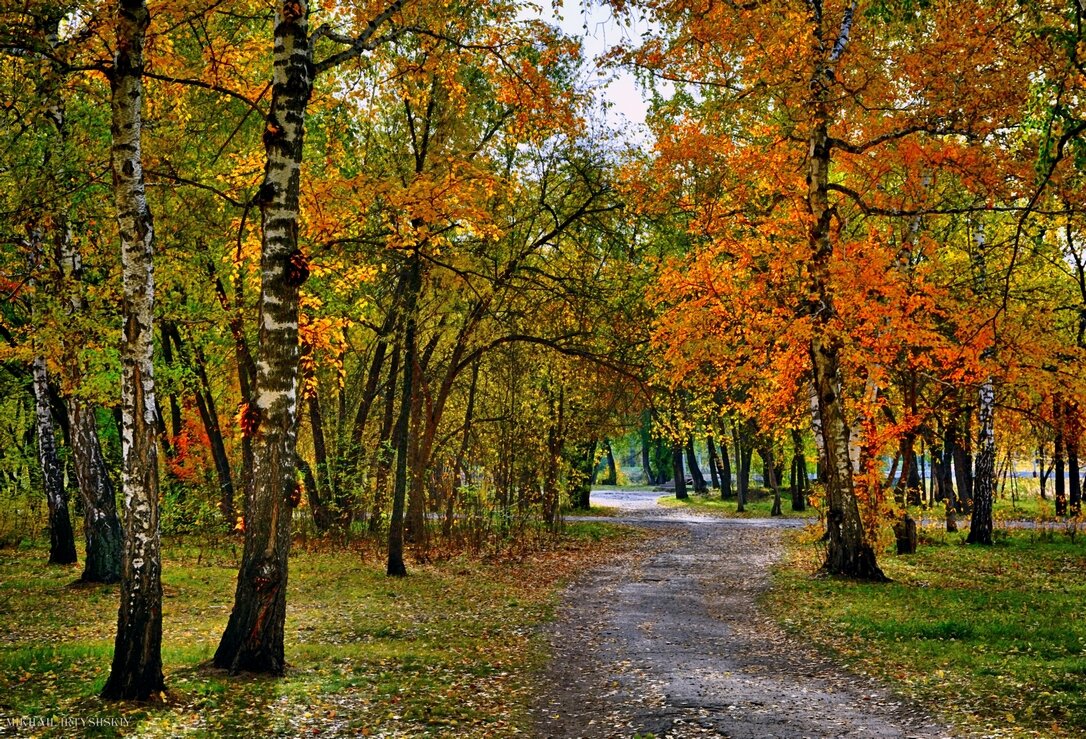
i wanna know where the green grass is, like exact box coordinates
[0,523,643,737]
[767,527,1086,737]
[657,489,819,519]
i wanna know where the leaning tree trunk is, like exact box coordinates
[805,11,885,580]
[685,437,707,493]
[215,0,313,673]
[101,0,164,700]
[32,358,77,565]
[967,378,995,545]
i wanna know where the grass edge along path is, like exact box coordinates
[657,490,819,519]
[0,521,647,738]
[764,526,1086,738]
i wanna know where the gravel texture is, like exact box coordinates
[535,490,955,739]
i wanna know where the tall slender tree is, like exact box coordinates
[101,0,164,701]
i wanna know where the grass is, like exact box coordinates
[0,521,644,737]
[657,488,819,519]
[562,503,621,517]
[767,525,1086,737]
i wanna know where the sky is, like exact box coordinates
[523,1,656,142]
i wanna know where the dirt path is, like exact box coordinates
[535,490,953,738]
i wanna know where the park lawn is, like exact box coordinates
[657,489,819,519]
[0,521,643,738]
[767,526,1086,738]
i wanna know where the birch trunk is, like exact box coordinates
[215,0,313,673]
[101,0,164,700]
[32,357,77,565]
[967,378,995,545]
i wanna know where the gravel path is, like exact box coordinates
[535,490,954,739]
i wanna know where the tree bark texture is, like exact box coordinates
[967,378,995,545]
[790,429,807,512]
[70,400,122,583]
[387,256,420,577]
[761,446,783,516]
[215,0,313,673]
[672,444,687,500]
[805,5,885,580]
[32,358,77,565]
[102,0,164,700]
[601,439,618,486]
[718,429,732,499]
[706,435,721,490]
[685,437,707,493]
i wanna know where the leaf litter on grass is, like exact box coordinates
[0,523,647,737]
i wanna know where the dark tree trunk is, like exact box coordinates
[718,429,733,499]
[215,0,314,673]
[685,437,707,493]
[761,446,783,516]
[102,0,164,699]
[32,358,77,565]
[790,429,807,512]
[70,401,122,583]
[895,433,922,506]
[894,513,918,554]
[706,435,721,490]
[967,379,995,545]
[950,409,974,512]
[806,15,885,579]
[601,439,617,486]
[388,255,420,577]
[672,443,687,500]
[1055,398,1067,516]
[370,344,400,535]
[1038,444,1050,500]
[159,324,183,441]
[448,361,479,536]
[306,383,336,520]
[298,458,329,531]
[734,426,751,513]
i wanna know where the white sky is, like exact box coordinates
[524,1,655,142]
